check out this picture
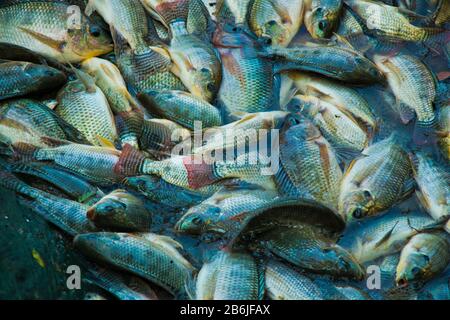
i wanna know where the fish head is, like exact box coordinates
[305,0,343,39]
[396,251,431,287]
[259,20,289,47]
[323,245,366,280]
[342,189,376,222]
[213,23,255,48]
[175,205,222,235]
[282,113,321,141]
[73,232,121,261]
[25,64,67,88]
[87,195,128,222]
[124,175,160,195]
[189,66,220,102]
[68,17,113,59]
[353,56,386,84]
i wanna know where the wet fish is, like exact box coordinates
[438,105,450,160]
[374,54,437,145]
[288,72,378,130]
[0,61,66,101]
[261,44,385,84]
[56,78,118,146]
[0,0,112,62]
[265,259,324,300]
[434,0,450,26]
[417,266,450,300]
[213,25,276,119]
[192,250,263,300]
[115,111,144,149]
[287,94,369,157]
[0,171,95,236]
[278,114,343,209]
[81,57,137,114]
[339,133,413,222]
[87,189,152,232]
[339,211,442,264]
[215,0,254,26]
[0,99,88,144]
[73,232,196,296]
[304,0,343,38]
[249,0,305,47]
[396,233,450,286]
[410,152,449,232]
[139,90,222,130]
[260,227,365,279]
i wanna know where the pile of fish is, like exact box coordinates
[0,0,448,300]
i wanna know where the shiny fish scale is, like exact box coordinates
[56,82,117,146]
[214,251,260,300]
[218,48,275,115]
[216,0,253,25]
[438,106,449,160]
[0,63,36,98]
[265,260,323,300]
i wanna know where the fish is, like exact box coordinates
[0,170,95,236]
[215,0,254,27]
[374,54,437,145]
[410,152,449,232]
[175,185,280,236]
[187,0,215,37]
[55,78,118,147]
[8,162,104,205]
[249,0,305,47]
[261,44,385,84]
[192,250,263,300]
[438,105,450,160]
[339,133,413,222]
[0,60,66,101]
[0,0,112,62]
[278,114,343,209]
[287,94,369,157]
[0,99,89,145]
[338,211,443,264]
[87,189,152,232]
[139,90,222,130]
[265,259,324,300]
[346,0,447,44]
[73,232,196,296]
[260,227,365,280]
[81,57,138,114]
[213,25,276,120]
[140,0,222,102]
[85,0,152,58]
[304,0,343,38]
[124,175,220,208]
[115,111,144,150]
[288,72,378,130]
[417,266,450,300]
[396,233,450,286]
[434,0,450,26]
[86,264,159,300]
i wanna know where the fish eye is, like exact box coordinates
[264,38,272,45]
[411,267,421,276]
[90,26,101,37]
[318,20,328,31]
[352,208,364,219]
[267,20,277,26]
[363,190,372,200]
[232,26,242,32]
[104,205,115,212]
[207,83,216,92]
[192,217,203,225]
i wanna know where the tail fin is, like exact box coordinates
[413,117,438,145]
[0,142,39,162]
[114,144,147,177]
[0,170,37,199]
[423,29,450,54]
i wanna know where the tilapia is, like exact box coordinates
[287,94,369,156]
[261,44,385,84]
[81,57,137,114]
[278,114,343,209]
[265,259,324,300]
[249,0,305,47]
[339,133,413,222]
[0,0,112,62]
[73,232,196,296]
[304,0,343,38]
[0,61,66,101]
[374,54,437,145]
[115,110,144,149]
[87,189,152,232]
[438,105,450,160]
[288,72,377,129]
[260,227,365,279]
[410,152,449,232]
[139,90,222,130]
[213,25,276,120]
[56,78,118,146]
[339,211,442,264]
[396,233,450,286]
[215,0,254,26]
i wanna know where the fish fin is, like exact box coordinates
[415,190,431,211]
[114,144,147,176]
[0,170,37,199]
[85,0,96,16]
[4,142,39,162]
[182,156,220,189]
[40,136,70,147]
[333,32,357,51]
[67,63,97,93]
[333,146,363,162]
[18,27,66,52]
[184,271,198,300]
[399,178,416,201]
[416,216,450,234]
[374,221,399,248]
[96,135,116,149]
[279,75,298,110]
[394,100,416,124]
[229,111,251,120]
[413,118,438,146]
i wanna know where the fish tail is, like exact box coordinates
[156,0,190,26]
[0,142,39,162]
[182,155,220,189]
[423,28,450,52]
[0,170,37,199]
[114,144,147,177]
[413,117,438,146]
[115,111,144,149]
